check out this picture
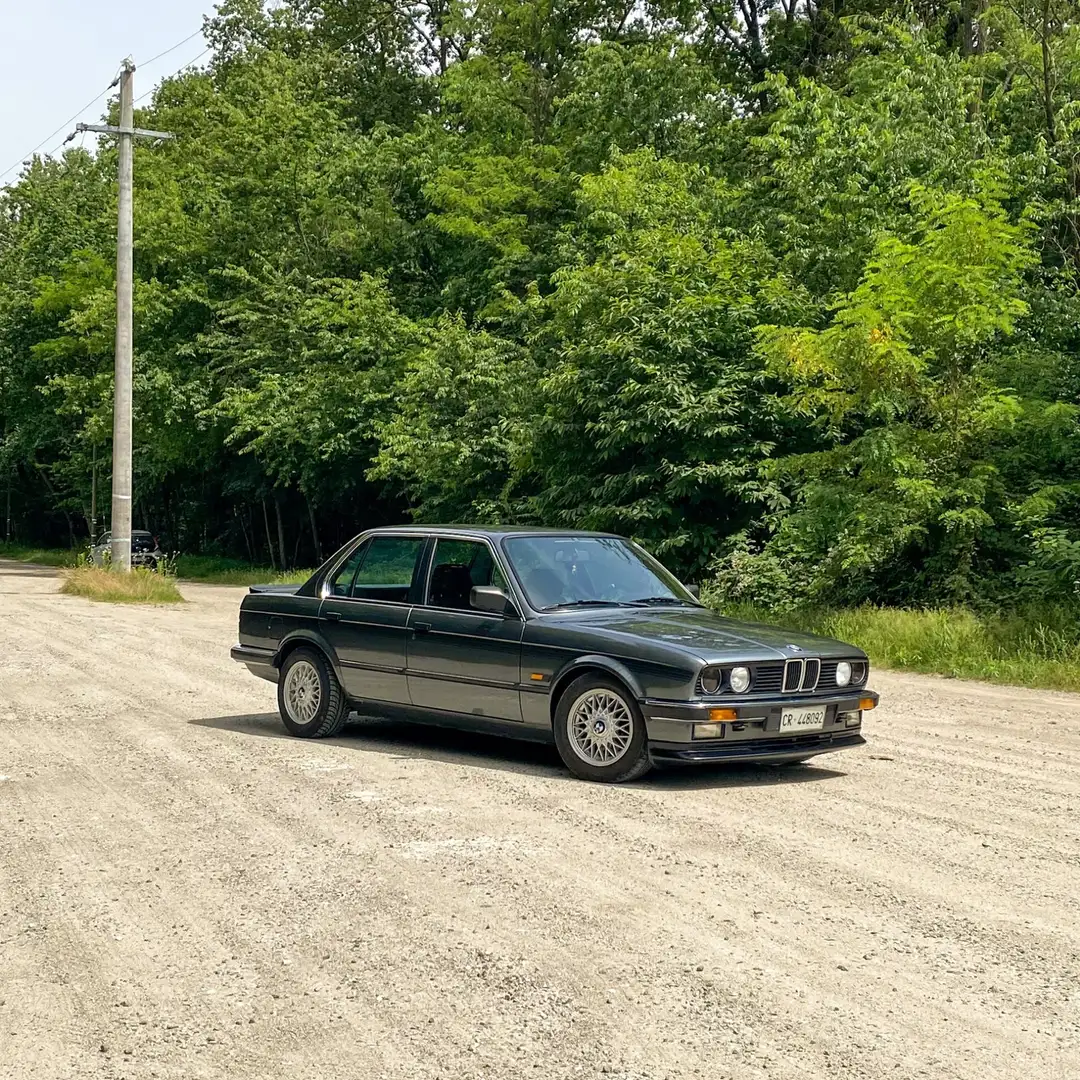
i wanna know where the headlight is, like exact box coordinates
[836,661,852,687]
[729,666,751,694]
[699,666,722,694]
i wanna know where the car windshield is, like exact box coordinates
[503,535,695,611]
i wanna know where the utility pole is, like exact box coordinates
[74,59,174,570]
[90,442,98,546]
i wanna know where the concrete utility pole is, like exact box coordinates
[75,59,174,570]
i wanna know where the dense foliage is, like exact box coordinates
[2,0,1079,612]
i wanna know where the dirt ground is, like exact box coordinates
[1,558,1078,1080]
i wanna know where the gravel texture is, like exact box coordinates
[1,558,1078,1079]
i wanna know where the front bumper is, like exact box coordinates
[642,690,877,763]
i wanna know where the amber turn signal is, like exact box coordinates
[708,708,738,722]
[859,697,876,711]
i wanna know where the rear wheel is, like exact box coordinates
[553,674,652,783]
[277,647,348,738]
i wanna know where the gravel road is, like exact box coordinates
[1,558,1079,1080]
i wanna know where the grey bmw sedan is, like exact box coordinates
[231,527,878,782]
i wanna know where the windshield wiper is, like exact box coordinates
[546,599,640,610]
[627,596,693,606]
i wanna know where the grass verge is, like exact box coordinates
[0,547,311,586]
[60,565,185,604]
[0,542,77,567]
[713,601,1080,693]
[173,555,313,586]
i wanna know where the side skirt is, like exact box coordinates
[347,700,555,745]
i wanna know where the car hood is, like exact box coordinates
[554,606,861,662]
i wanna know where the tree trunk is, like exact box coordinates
[238,506,255,563]
[306,495,323,564]
[262,498,277,570]
[34,461,75,548]
[274,491,288,571]
[1041,0,1056,146]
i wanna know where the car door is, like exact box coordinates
[318,534,427,705]
[406,537,524,722]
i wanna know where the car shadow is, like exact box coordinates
[190,712,568,778]
[190,712,849,788]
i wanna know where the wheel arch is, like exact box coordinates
[548,656,645,725]
[273,630,344,685]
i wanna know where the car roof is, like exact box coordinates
[365,525,622,540]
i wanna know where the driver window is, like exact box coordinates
[427,539,507,610]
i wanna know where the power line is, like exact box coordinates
[0,76,119,185]
[0,27,209,187]
[141,27,204,69]
[133,47,213,106]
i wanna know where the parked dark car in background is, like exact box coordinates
[231,527,878,782]
[90,529,164,570]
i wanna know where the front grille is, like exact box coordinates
[783,659,803,692]
[696,657,867,696]
[752,663,784,692]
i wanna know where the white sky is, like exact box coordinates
[0,0,218,188]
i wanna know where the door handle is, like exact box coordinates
[412,621,432,634]
[324,611,341,622]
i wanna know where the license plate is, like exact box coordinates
[780,706,826,732]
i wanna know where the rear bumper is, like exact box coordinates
[650,731,866,764]
[231,643,279,683]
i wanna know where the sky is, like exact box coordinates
[0,0,218,188]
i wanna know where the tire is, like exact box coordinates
[277,647,349,739]
[553,673,652,783]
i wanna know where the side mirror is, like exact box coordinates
[471,585,515,616]
[686,584,701,600]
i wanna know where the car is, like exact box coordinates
[230,526,878,782]
[89,529,164,570]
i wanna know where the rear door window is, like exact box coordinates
[352,537,425,602]
[328,541,369,597]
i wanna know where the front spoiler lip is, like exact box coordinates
[650,732,866,764]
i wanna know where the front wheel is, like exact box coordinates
[553,674,652,783]
[277,647,348,738]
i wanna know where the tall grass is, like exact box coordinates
[60,564,185,604]
[713,600,1080,693]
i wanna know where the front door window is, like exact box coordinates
[425,539,507,611]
